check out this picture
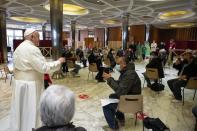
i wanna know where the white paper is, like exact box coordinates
[100,98,119,107]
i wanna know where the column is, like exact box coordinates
[145,24,150,41]
[104,27,108,47]
[42,23,47,40]
[50,0,63,59]
[122,13,129,50]
[50,0,64,79]
[71,20,76,50]
[0,9,7,63]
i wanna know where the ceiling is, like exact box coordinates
[0,0,197,30]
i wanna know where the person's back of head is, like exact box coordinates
[40,85,75,127]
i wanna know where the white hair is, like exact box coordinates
[40,85,75,126]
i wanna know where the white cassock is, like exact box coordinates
[10,40,61,131]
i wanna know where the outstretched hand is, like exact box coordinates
[58,57,65,63]
[102,72,111,80]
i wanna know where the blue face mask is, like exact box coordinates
[115,64,121,72]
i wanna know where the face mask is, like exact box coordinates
[115,64,121,72]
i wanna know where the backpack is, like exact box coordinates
[150,83,164,92]
[143,117,170,131]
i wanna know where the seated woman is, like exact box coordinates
[34,85,86,131]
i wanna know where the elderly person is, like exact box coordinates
[10,29,65,131]
[167,50,197,102]
[35,85,86,131]
[102,57,141,130]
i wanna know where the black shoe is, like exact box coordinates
[98,80,106,82]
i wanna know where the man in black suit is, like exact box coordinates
[167,50,197,102]
[143,51,164,87]
[88,49,105,82]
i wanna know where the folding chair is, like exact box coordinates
[182,77,197,105]
[117,95,143,126]
[143,68,162,88]
[4,65,14,85]
[104,58,111,67]
[88,63,98,80]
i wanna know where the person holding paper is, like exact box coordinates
[102,56,141,130]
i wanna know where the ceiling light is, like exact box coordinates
[158,10,195,20]
[146,0,165,1]
[170,22,195,28]
[44,4,89,16]
[100,19,120,25]
[10,17,46,23]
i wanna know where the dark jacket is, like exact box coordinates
[107,52,116,68]
[35,123,86,131]
[88,52,96,64]
[172,59,187,75]
[106,62,141,98]
[182,59,197,80]
[146,57,164,78]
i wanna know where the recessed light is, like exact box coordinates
[158,10,195,20]
[170,22,195,28]
[10,17,46,23]
[100,19,120,25]
[44,4,89,16]
[145,0,165,1]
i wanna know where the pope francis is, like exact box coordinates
[10,29,65,131]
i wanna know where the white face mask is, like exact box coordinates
[115,64,121,72]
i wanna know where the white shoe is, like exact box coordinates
[171,99,182,103]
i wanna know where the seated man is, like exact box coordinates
[192,106,197,131]
[102,57,141,130]
[35,85,86,131]
[64,48,81,76]
[172,57,187,76]
[107,48,116,69]
[76,46,87,67]
[143,51,164,87]
[88,49,105,82]
[167,50,197,102]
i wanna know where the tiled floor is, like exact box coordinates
[0,61,196,131]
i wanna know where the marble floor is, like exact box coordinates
[0,61,196,131]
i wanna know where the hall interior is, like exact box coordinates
[0,0,197,131]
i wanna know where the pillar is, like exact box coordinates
[104,27,108,47]
[122,13,129,50]
[145,24,150,41]
[71,20,76,49]
[42,23,47,40]
[50,0,63,59]
[0,9,7,63]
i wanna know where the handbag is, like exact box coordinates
[143,117,170,131]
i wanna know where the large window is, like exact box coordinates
[7,29,23,51]
[6,29,44,51]
[38,31,43,40]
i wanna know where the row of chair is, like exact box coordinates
[143,68,197,105]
